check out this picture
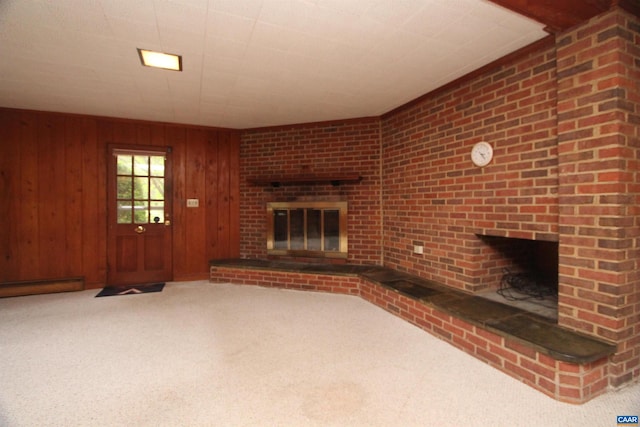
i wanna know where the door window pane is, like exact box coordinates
[117,156,132,175]
[117,201,133,223]
[150,177,164,199]
[134,201,149,224]
[150,156,165,177]
[150,201,164,223]
[134,155,149,176]
[117,176,132,199]
[134,177,148,199]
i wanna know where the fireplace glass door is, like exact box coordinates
[267,201,347,259]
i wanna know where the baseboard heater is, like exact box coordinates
[0,277,84,298]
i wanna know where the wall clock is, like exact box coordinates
[471,141,493,167]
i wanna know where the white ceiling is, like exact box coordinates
[0,0,547,129]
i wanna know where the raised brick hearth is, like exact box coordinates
[210,259,616,403]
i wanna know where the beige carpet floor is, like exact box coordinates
[0,281,638,426]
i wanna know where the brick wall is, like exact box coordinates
[380,39,558,291]
[237,6,640,391]
[556,8,640,387]
[240,118,382,264]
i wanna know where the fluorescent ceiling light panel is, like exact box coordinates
[137,48,182,71]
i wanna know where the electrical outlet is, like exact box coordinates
[186,198,199,208]
[413,245,423,254]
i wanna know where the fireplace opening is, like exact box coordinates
[477,235,559,320]
[266,201,348,259]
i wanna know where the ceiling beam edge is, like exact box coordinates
[487,0,614,32]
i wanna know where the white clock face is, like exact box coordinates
[471,142,493,167]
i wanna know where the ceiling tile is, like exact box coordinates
[211,0,264,19]
[0,0,549,128]
[206,10,256,43]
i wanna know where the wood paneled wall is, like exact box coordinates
[0,108,239,288]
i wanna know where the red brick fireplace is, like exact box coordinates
[237,7,639,401]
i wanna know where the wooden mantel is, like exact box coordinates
[248,173,362,187]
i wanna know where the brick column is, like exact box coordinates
[556,7,640,388]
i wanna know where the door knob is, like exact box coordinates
[135,225,146,234]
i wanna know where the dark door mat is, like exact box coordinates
[95,283,165,297]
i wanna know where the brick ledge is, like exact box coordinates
[209,259,615,364]
[210,258,619,403]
